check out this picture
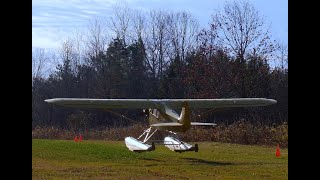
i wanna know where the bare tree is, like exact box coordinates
[277,42,288,70]
[108,4,132,44]
[167,11,199,62]
[86,19,107,58]
[72,29,85,66]
[214,0,277,62]
[32,48,49,126]
[131,9,146,41]
[144,10,171,78]
[32,48,49,80]
[59,40,74,64]
[59,31,86,74]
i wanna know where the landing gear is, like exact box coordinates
[137,127,158,143]
[194,143,198,152]
[163,136,199,153]
[124,127,157,152]
[124,127,198,152]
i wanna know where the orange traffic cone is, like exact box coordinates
[276,144,281,157]
[79,134,83,142]
[74,135,78,142]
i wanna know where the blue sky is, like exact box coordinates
[32,0,288,50]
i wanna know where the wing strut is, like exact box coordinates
[124,127,157,152]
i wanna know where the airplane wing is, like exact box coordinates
[45,98,276,109]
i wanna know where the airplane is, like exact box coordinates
[45,98,276,153]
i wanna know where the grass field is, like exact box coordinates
[32,139,288,179]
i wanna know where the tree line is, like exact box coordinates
[32,1,288,130]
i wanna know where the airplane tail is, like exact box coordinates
[178,102,191,128]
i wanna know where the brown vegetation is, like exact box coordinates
[32,121,288,148]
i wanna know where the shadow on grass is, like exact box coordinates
[141,158,164,162]
[182,158,234,166]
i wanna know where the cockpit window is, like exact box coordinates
[152,109,159,117]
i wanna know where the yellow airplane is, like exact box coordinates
[45,98,276,153]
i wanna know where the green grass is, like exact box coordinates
[32,139,288,179]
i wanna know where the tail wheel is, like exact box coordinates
[151,142,155,151]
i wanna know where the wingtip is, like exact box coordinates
[269,99,277,104]
[263,98,277,105]
[44,99,54,103]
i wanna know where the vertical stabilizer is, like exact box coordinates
[178,102,191,130]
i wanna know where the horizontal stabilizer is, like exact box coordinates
[151,122,183,127]
[191,122,217,126]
